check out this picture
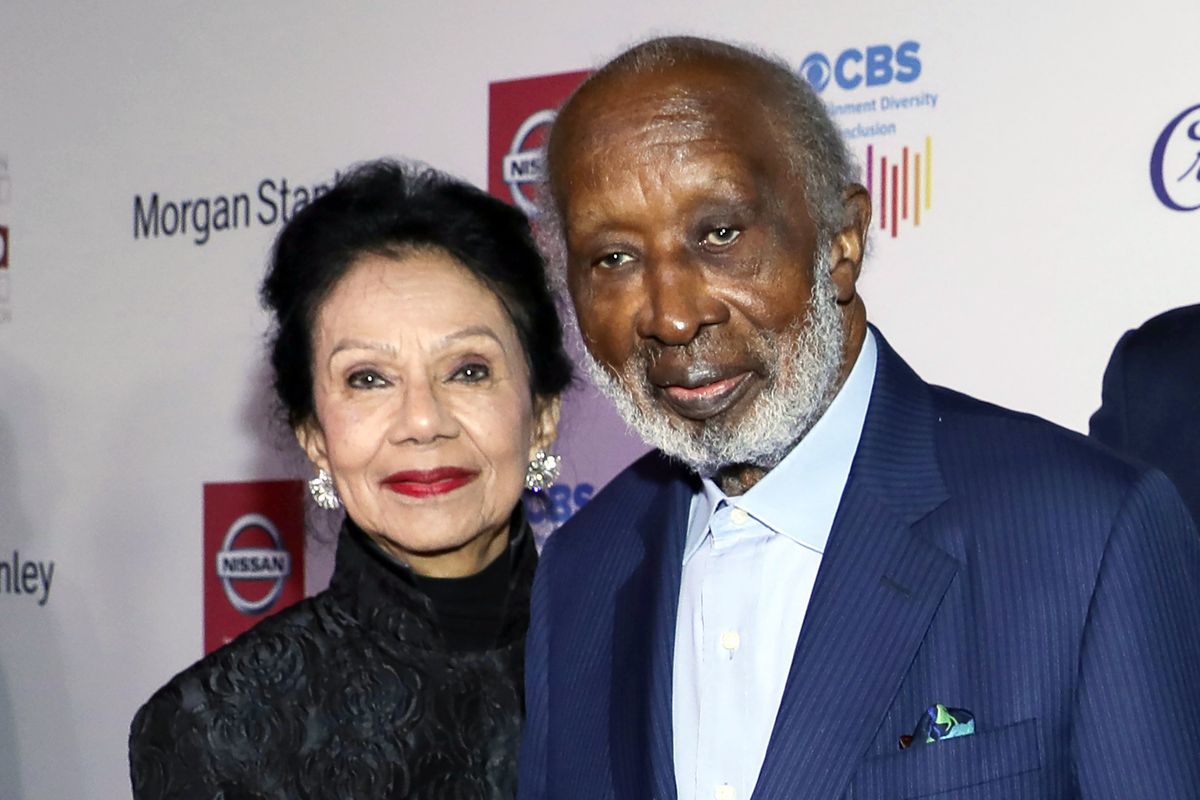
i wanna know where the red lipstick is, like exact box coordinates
[382,467,479,498]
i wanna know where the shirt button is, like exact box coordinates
[729,508,749,525]
[720,629,741,653]
[715,785,736,800]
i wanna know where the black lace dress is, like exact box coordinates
[129,514,535,800]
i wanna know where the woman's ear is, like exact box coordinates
[294,418,330,473]
[529,395,563,457]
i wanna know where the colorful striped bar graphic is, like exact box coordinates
[891,163,898,238]
[914,153,921,226]
[880,156,888,230]
[861,136,933,238]
[924,136,932,210]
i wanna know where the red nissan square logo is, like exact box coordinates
[488,70,590,216]
[203,480,306,654]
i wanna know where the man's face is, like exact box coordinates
[551,65,858,475]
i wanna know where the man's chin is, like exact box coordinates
[584,350,766,473]
[633,403,758,476]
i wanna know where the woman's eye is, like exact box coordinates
[452,363,491,383]
[596,251,634,269]
[702,227,741,248]
[347,370,388,389]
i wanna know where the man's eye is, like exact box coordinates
[702,227,741,248]
[595,252,634,269]
[452,363,491,383]
[347,370,388,389]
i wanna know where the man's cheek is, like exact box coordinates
[585,336,628,373]
[579,288,629,331]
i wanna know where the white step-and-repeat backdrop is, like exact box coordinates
[2,2,1198,796]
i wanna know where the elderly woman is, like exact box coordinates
[129,160,572,799]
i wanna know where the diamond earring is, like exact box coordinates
[524,449,561,493]
[308,469,341,510]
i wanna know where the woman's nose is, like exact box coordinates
[388,377,459,444]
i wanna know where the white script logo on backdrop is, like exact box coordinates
[1151,103,1200,212]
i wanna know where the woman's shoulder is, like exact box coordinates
[128,592,343,796]
[133,589,353,715]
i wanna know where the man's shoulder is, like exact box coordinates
[1118,303,1200,365]
[1133,302,1200,336]
[874,329,1134,474]
[928,382,1149,504]
[884,373,1193,581]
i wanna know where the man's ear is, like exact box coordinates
[828,183,871,304]
[295,418,330,474]
[529,395,563,457]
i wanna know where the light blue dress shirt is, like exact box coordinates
[672,330,878,800]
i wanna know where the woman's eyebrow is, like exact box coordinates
[328,339,400,359]
[433,325,507,353]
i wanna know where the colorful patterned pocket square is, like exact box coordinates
[898,703,976,750]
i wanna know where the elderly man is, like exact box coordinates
[519,37,1200,800]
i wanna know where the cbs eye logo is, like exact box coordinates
[799,41,922,93]
[1150,103,1200,212]
[800,53,834,92]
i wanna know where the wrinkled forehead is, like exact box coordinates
[548,66,787,197]
[564,86,716,150]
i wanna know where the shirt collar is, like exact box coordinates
[683,329,879,562]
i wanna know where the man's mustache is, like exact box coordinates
[620,333,766,391]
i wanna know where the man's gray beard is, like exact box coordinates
[582,261,846,478]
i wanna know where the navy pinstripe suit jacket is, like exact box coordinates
[1090,303,1200,530]
[518,331,1200,800]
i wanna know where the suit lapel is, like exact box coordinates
[608,457,691,800]
[751,331,960,800]
[646,480,689,800]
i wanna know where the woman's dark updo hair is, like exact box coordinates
[261,159,573,428]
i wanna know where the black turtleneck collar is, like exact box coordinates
[326,505,536,655]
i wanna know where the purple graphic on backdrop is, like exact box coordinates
[1151,103,1200,212]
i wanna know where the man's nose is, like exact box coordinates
[634,258,729,346]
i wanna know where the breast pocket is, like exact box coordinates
[849,718,1042,799]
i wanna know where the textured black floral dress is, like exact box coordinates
[129,514,535,800]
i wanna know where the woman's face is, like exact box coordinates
[297,249,558,577]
